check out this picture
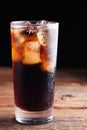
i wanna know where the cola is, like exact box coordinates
[13,62,55,111]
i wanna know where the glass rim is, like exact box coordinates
[10,20,59,29]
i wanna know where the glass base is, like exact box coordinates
[15,106,53,124]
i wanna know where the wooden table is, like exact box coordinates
[1,67,87,129]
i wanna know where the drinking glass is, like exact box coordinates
[10,20,59,124]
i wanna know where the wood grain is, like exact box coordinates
[0,67,87,129]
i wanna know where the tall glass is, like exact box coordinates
[10,20,59,124]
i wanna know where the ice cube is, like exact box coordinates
[36,20,47,25]
[22,42,41,65]
[40,20,48,24]
[12,29,26,44]
[26,41,40,51]
[12,47,22,62]
[21,27,37,37]
[37,29,47,46]
[40,46,56,72]
[41,59,55,72]
[24,21,31,25]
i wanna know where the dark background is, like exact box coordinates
[0,1,86,68]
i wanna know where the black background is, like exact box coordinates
[0,1,86,68]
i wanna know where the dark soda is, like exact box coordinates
[13,61,55,111]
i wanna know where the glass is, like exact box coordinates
[10,20,59,124]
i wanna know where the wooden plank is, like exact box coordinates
[54,83,87,108]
